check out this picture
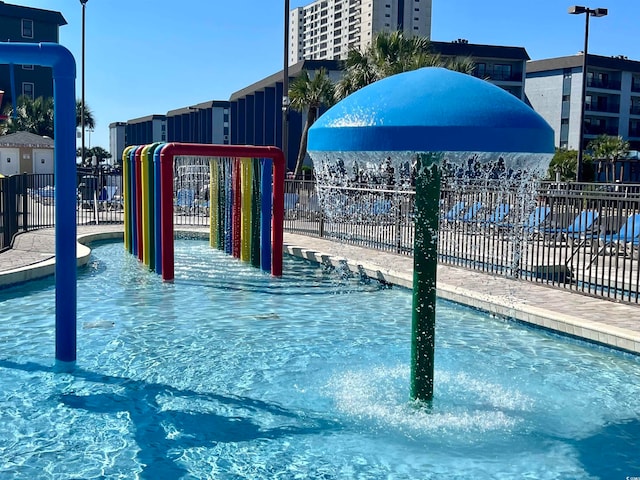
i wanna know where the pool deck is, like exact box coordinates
[1,225,639,355]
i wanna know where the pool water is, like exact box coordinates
[1,240,639,479]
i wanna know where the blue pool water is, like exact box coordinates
[1,240,639,479]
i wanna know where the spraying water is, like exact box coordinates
[308,67,555,401]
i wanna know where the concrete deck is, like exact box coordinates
[1,225,639,355]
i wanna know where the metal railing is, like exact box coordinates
[2,173,640,304]
[284,179,640,304]
[0,172,125,250]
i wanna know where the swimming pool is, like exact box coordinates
[1,239,639,479]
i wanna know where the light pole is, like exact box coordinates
[282,0,290,171]
[568,5,607,182]
[80,0,88,166]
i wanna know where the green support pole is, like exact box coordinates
[410,155,441,402]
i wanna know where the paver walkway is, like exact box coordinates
[1,226,639,354]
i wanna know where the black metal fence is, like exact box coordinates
[284,179,640,304]
[0,171,124,250]
[2,172,640,304]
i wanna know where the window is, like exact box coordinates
[22,64,34,70]
[493,64,512,81]
[21,19,33,38]
[22,82,34,99]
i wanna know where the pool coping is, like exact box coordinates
[1,226,639,356]
[282,242,640,356]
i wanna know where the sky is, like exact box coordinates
[6,0,640,152]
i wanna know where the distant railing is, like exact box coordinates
[283,179,640,304]
[3,173,640,304]
[0,171,125,250]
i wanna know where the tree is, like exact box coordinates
[76,99,96,131]
[76,146,111,166]
[336,31,475,100]
[1,96,95,138]
[1,95,54,137]
[289,68,336,177]
[587,134,630,183]
[547,149,578,181]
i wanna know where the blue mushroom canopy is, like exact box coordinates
[308,67,554,155]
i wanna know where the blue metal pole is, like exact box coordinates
[260,158,272,273]
[153,143,165,275]
[0,43,76,369]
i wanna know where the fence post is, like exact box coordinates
[21,172,28,232]
[3,175,18,247]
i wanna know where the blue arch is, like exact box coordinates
[0,43,76,368]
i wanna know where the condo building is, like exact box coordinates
[0,2,67,109]
[526,54,640,152]
[289,0,432,65]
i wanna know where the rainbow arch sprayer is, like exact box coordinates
[122,143,286,280]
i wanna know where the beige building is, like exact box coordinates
[289,0,432,65]
[0,131,54,176]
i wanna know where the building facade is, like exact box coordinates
[0,2,67,110]
[229,60,342,171]
[108,122,126,166]
[526,54,640,152]
[290,0,432,65]
[431,40,529,101]
[124,115,167,148]
[166,100,230,145]
[0,131,54,175]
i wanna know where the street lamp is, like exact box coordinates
[80,0,88,166]
[568,5,608,182]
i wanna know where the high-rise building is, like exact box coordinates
[289,0,432,65]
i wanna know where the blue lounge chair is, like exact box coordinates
[524,205,551,235]
[442,201,465,222]
[175,189,196,214]
[543,209,599,242]
[486,203,510,225]
[460,201,483,222]
[588,213,640,267]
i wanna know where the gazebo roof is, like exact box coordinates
[0,131,54,148]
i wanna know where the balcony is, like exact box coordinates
[472,70,523,83]
[584,124,619,136]
[586,78,621,90]
[585,102,620,114]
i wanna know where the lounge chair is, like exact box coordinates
[543,209,599,243]
[441,201,465,222]
[524,205,551,235]
[175,189,196,214]
[588,213,640,267]
[485,203,510,225]
[460,201,483,222]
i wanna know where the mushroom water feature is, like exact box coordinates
[307,67,555,402]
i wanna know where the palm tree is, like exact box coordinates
[76,99,96,131]
[587,134,630,183]
[289,68,336,177]
[1,96,95,139]
[2,95,54,137]
[336,31,475,100]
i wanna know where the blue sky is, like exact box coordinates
[7,0,640,151]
